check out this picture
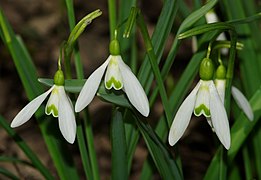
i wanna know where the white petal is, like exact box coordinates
[168,81,201,146]
[209,81,231,150]
[75,57,110,112]
[232,86,254,121]
[117,56,149,117]
[58,86,76,144]
[104,56,123,90]
[205,11,219,24]
[45,86,59,117]
[214,79,226,104]
[11,86,54,128]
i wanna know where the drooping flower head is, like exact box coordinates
[75,39,149,117]
[11,70,76,144]
[168,57,231,149]
[214,62,254,121]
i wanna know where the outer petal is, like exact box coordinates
[214,79,226,104]
[58,86,76,144]
[168,81,201,146]
[75,57,110,112]
[117,56,149,117]
[232,86,254,121]
[209,81,230,150]
[11,86,54,128]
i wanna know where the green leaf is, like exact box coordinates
[111,109,128,179]
[0,115,53,179]
[0,156,33,167]
[135,116,183,180]
[178,22,235,39]
[178,0,218,33]
[0,167,19,180]
[138,0,179,91]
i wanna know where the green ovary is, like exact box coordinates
[194,104,210,117]
[106,77,122,90]
[46,104,58,117]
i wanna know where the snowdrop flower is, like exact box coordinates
[205,10,228,55]
[11,70,76,144]
[214,63,254,121]
[75,39,149,117]
[192,10,228,54]
[168,58,231,149]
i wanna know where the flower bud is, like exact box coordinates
[109,39,120,55]
[54,70,65,86]
[215,64,226,79]
[199,58,214,80]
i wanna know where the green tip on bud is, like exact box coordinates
[109,39,120,55]
[199,58,214,80]
[54,70,65,86]
[216,64,226,79]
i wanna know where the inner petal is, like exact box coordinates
[194,81,211,117]
[45,86,59,117]
[105,56,123,90]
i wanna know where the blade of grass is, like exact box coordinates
[0,115,54,179]
[253,124,261,179]
[242,145,253,180]
[0,167,19,180]
[111,109,128,179]
[0,156,33,167]
[135,115,183,180]
[137,10,171,126]
[138,0,180,91]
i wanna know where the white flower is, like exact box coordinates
[11,85,76,144]
[205,11,228,55]
[75,55,149,117]
[168,80,231,150]
[215,79,254,121]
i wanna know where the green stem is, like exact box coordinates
[136,11,172,127]
[224,28,237,113]
[64,1,99,179]
[242,145,253,180]
[108,0,117,40]
[83,112,100,180]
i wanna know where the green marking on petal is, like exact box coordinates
[46,104,58,117]
[105,77,122,90]
[194,104,210,117]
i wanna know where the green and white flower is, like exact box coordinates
[75,40,149,117]
[214,63,254,121]
[11,70,76,144]
[168,58,231,150]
